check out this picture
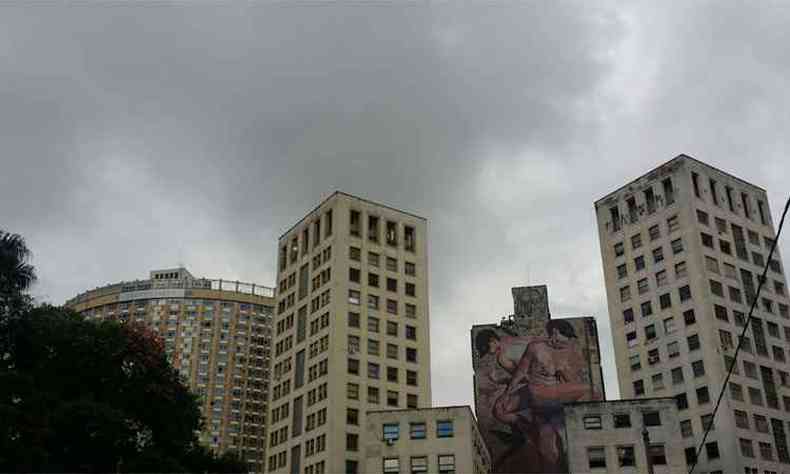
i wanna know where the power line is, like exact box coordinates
[688,195,790,474]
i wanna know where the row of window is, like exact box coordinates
[624,298,693,348]
[347,382,419,408]
[279,209,333,271]
[350,247,417,276]
[349,209,417,252]
[348,357,420,379]
[382,420,454,441]
[382,454,455,474]
[349,268,417,295]
[691,171,769,226]
[606,177,676,233]
[586,444,667,469]
[612,214,681,258]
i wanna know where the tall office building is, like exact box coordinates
[65,268,274,473]
[595,154,790,474]
[266,192,431,474]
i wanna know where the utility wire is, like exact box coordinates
[689,195,790,474]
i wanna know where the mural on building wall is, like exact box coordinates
[472,286,603,474]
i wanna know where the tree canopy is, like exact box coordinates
[0,229,245,473]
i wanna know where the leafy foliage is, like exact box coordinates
[0,230,246,473]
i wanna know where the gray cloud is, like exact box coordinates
[2,2,789,405]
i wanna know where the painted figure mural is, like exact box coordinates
[472,286,604,473]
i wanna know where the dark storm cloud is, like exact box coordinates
[2,2,789,405]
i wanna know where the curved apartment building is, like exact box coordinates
[65,267,274,473]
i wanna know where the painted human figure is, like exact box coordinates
[488,320,601,472]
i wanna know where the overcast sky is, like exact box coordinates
[2,1,790,403]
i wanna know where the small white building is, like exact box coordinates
[364,406,491,474]
[563,398,686,474]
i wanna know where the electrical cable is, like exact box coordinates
[688,194,790,474]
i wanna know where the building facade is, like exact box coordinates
[65,268,274,473]
[266,192,431,474]
[595,155,790,474]
[470,285,605,473]
[364,406,491,474]
[563,398,685,474]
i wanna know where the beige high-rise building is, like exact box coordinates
[65,268,274,473]
[595,154,790,474]
[266,192,431,474]
[364,406,491,474]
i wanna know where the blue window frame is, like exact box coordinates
[437,420,454,438]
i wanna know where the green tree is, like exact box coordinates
[0,231,246,473]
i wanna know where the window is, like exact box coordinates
[744,361,757,378]
[588,447,606,469]
[714,304,728,321]
[348,335,360,353]
[692,172,701,197]
[348,247,362,262]
[656,270,668,287]
[404,226,416,252]
[701,232,714,248]
[623,308,634,324]
[687,333,699,351]
[410,422,426,439]
[405,262,415,276]
[350,210,361,236]
[348,290,360,305]
[583,415,602,430]
[697,387,711,404]
[383,458,400,473]
[634,256,645,271]
[705,256,720,274]
[368,362,379,379]
[387,321,398,336]
[668,341,679,358]
[652,373,664,390]
[407,370,418,386]
[645,324,656,340]
[636,278,650,295]
[723,262,737,279]
[705,442,720,460]
[679,285,692,302]
[406,348,417,363]
[368,386,379,404]
[641,301,653,317]
[368,252,380,267]
[410,456,427,473]
[387,278,397,292]
[675,261,688,278]
[663,178,675,204]
[349,267,361,283]
[437,420,454,438]
[753,251,765,267]
[719,329,734,349]
[387,367,398,382]
[405,303,417,318]
[405,283,415,297]
[387,390,398,406]
[671,238,684,254]
[368,215,379,243]
[720,239,732,255]
[724,355,737,374]
[643,411,661,426]
[626,331,637,348]
[683,309,696,325]
[676,392,689,410]
[685,447,697,466]
[347,407,359,426]
[649,224,661,240]
[672,367,685,384]
[347,382,359,400]
[383,423,399,442]
[617,263,628,279]
[614,242,625,257]
[368,317,380,333]
[754,414,769,433]
[659,293,672,309]
[749,387,763,406]
[729,286,742,303]
[368,294,379,310]
[613,413,631,428]
[734,409,749,428]
[633,379,645,395]
[759,442,774,461]
[629,354,641,371]
[348,312,360,328]
[667,215,680,233]
[632,233,643,250]
[368,272,379,287]
[692,360,705,377]
[347,358,359,375]
[346,433,359,451]
[618,446,635,467]
[437,455,455,474]
[730,382,744,401]
[387,343,398,359]
[649,445,667,465]
[386,299,398,315]
[697,209,710,225]
[406,325,416,340]
[680,419,693,437]
[386,257,397,272]
[740,438,755,458]
[386,221,397,246]
[653,247,665,264]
